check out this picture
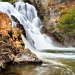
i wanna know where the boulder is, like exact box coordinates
[14,48,42,64]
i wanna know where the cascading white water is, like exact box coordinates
[0,1,75,60]
[14,1,75,51]
[14,2,53,50]
[14,1,75,53]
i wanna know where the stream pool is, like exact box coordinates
[1,59,75,75]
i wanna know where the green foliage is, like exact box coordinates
[1,0,16,2]
[57,7,75,35]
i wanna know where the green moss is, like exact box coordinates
[3,38,7,42]
[2,36,9,43]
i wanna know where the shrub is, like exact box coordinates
[57,7,75,35]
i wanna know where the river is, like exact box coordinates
[0,1,75,75]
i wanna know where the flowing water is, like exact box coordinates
[0,1,75,75]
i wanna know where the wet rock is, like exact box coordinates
[52,31,64,42]
[14,48,42,64]
[11,15,26,37]
[11,15,20,24]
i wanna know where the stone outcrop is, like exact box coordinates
[0,12,42,71]
[14,48,42,64]
[30,0,59,32]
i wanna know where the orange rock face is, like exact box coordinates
[0,12,12,36]
[0,12,24,49]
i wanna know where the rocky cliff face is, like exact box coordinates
[0,12,42,71]
[30,0,59,32]
[30,0,75,47]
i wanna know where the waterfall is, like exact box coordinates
[14,1,75,51]
[0,1,75,60]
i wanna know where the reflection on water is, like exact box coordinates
[1,59,75,75]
